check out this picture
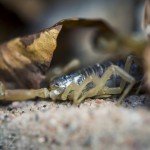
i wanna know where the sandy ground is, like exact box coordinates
[0,95,150,150]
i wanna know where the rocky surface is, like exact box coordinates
[0,95,150,150]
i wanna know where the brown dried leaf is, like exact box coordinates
[53,18,115,32]
[0,25,62,89]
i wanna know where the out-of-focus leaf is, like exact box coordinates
[53,18,115,32]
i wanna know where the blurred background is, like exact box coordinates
[0,0,146,66]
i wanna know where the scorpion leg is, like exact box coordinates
[120,55,141,90]
[61,77,94,102]
[103,65,136,105]
[47,59,80,82]
[76,65,135,105]
[61,82,78,100]
[135,82,143,95]
[101,55,141,96]
[0,81,49,101]
[73,76,100,104]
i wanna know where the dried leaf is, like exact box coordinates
[53,18,115,32]
[0,25,62,89]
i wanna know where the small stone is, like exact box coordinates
[38,137,46,143]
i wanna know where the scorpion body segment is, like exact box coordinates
[50,61,121,90]
[50,56,142,104]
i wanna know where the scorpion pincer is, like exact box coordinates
[49,55,143,105]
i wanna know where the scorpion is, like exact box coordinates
[0,55,143,105]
